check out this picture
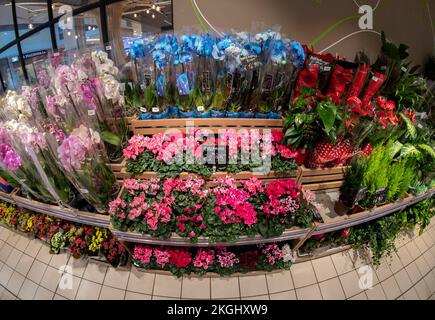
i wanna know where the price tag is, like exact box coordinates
[372,76,381,82]
[373,188,387,205]
[140,84,146,91]
[80,189,89,194]
[401,66,407,72]
[417,123,423,129]
[88,110,96,116]
[140,107,147,113]
[105,45,112,51]
[53,52,60,57]
[120,83,126,91]
[197,106,205,112]
[352,187,368,207]
[152,107,160,113]
[323,66,331,72]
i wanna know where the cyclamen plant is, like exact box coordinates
[109,175,313,243]
[132,243,292,277]
[124,129,301,178]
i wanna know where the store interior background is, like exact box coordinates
[0,0,434,93]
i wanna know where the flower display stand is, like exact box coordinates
[130,118,284,135]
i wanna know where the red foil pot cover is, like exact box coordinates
[326,65,354,105]
[294,64,320,99]
[361,72,387,102]
[347,65,370,98]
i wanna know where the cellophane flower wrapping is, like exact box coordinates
[124,35,158,116]
[26,50,117,212]
[152,34,177,113]
[194,34,217,113]
[0,90,73,204]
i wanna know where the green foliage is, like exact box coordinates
[340,156,367,206]
[363,144,390,194]
[386,161,406,200]
[348,198,434,266]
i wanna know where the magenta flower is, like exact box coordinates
[0,143,21,171]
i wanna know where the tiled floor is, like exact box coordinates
[0,218,434,300]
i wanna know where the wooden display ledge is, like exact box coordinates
[110,225,312,248]
[312,189,435,235]
[131,118,283,136]
[121,169,296,184]
[0,189,110,228]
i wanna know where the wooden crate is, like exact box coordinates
[109,159,128,181]
[131,118,283,136]
[120,169,296,185]
[298,165,348,192]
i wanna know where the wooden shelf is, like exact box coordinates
[131,118,283,135]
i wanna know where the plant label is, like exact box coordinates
[353,187,368,207]
[140,107,147,113]
[152,107,159,113]
[373,188,387,205]
[88,110,96,116]
[197,106,205,112]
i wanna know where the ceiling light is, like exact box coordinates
[152,13,155,19]
[146,9,150,14]
[28,23,33,29]
[75,35,78,39]
[152,4,156,10]
[67,31,71,36]
[88,25,92,30]
[92,26,96,31]
[156,6,160,12]
[134,13,138,17]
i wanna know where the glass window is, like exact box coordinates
[20,27,52,85]
[0,0,15,48]
[16,0,49,36]
[52,0,98,18]
[0,45,23,90]
[55,8,102,51]
[106,0,173,65]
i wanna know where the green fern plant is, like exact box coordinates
[386,161,406,200]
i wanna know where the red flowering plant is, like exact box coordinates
[163,176,210,243]
[192,248,216,275]
[205,176,259,242]
[256,243,289,272]
[101,237,126,268]
[30,215,61,241]
[250,178,312,238]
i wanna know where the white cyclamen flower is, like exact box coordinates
[282,244,296,263]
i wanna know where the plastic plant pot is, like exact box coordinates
[179,111,197,118]
[226,111,240,118]
[196,110,212,118]
[268,112,282,119]
[168,106,180,118]
[151,109,170,119]
[139,113,153,120]
[211,110,227,118]
[238,112,255,118]
[255,112,270,119]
